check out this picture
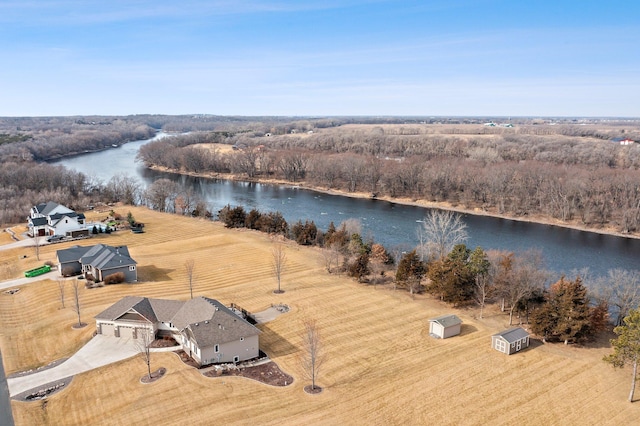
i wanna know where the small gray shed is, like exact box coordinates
[429,314,462,339]
[492,327,530,355]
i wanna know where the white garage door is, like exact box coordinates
[119,326,135,339]
[100,323,115,336]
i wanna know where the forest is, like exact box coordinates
[1,114,640,343]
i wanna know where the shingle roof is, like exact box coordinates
[57,244,136,269]
[95,296,260,347]
[34,201,60,216]
[95,296,146,321]
[56,245,92,264]
[493,327,529,343]
[30,217,47,226]
[429,314,462,328]
[148,299,184,322]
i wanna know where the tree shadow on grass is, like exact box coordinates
[136,265,174,282]
[258,325,298,358]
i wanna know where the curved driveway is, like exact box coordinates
[7,335,139,397]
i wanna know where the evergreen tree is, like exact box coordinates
[531,277,594,344]
[396,250,426,294]
[348,252,370,283]
[604,309,640,402]
[426,244,475,306]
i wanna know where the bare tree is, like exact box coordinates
[184,259,195,299]
[419,210,468,261]
[135,327,154,380]
[302,319,324,393]
[34,234,41,261]
[57,278,65,309]
[495,250,548,325]
[322,243,341,274]
[71,279,85,328]
[272,243,287,294]
[593,269,640,326]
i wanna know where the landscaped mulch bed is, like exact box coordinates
[150,337,178,348]
[12,376,74,402]
[174,350,199,368]
[203,361,293,387]
[140,367,167,384]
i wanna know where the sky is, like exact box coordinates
[1,0,639,117]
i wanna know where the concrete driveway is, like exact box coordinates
[0,270,59,291]
[7,335,139,397]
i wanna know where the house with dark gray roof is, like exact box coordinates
[429,314,462,339]
[56,244,137,282]
[492,327,530,355]
[28,201,87,238]
[95,296,261,366]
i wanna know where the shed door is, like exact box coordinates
[516,339,522,352]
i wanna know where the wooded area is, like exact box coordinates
[2,115,640,236]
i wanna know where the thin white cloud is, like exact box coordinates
[0,0,393,25]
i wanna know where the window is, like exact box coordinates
[240,337,244,341]
[129,265,136,271]
[214,344,219,353]
[233,356,239,363]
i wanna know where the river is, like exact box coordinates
[52,133,640,278]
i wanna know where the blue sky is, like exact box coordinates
[1,0,638,117]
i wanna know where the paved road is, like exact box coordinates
[7,335,139,397]
[0,350,15,426]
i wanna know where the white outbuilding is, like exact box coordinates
[428,314,462,339]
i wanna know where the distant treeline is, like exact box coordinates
[1,114,640,237]
[137,123,640,234]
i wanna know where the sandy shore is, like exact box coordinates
[149,164,640,240]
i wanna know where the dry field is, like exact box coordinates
[1,206,639,425]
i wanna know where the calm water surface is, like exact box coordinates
[53,134,640,278]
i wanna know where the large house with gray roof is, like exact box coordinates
[56,244,137,282]
[95,296,261,366]
[28,201,88,238]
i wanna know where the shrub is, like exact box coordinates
[104,272,125,285]
[62,266,76,277]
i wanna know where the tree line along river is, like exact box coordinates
[53,133,640,278]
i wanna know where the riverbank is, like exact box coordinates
[148,164,640,241]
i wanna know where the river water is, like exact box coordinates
[52,134,640,278]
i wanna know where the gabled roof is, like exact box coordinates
[95,296,146,321]
[179,297,259,346]
[148,299,184,322]
[57,244,136,269]
[429,314,462,328]
[493,327,529,343]
[95,296,261,347]
[49,211,85,226]
[95,296,184,323]
[56,245,92,264]
[30,217,47,226]
[33,201,62,216]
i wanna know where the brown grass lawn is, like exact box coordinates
[2,206,639,425]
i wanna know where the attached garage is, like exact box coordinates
[117,326,136,339]
[98,322,115,336]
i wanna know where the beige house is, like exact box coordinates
[95,296,260,366]
[428,314,462,339]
